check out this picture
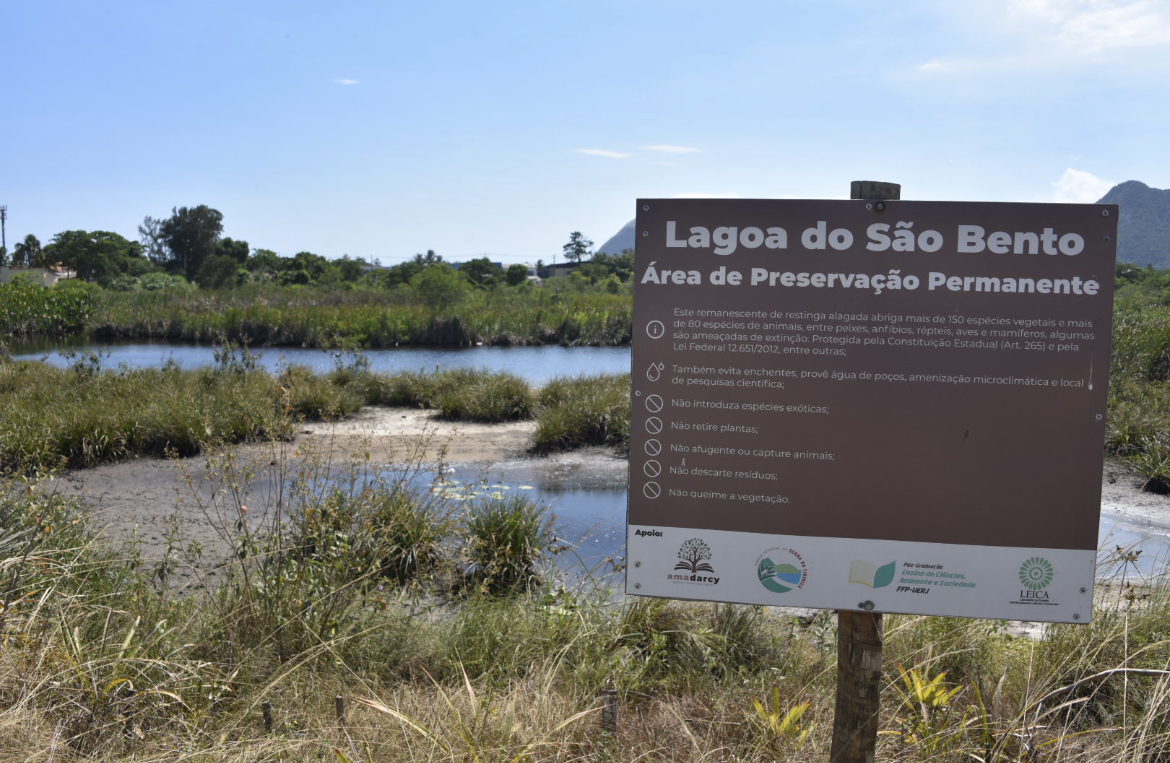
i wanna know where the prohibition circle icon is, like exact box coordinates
[645,394,664,413]
[643,482,661,499]
[643,460,662,478]
[644,438,662,456]
[645,417,663,434]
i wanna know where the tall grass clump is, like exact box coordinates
[352,367,535,423]
[433,370,534,422]
[532,373,631,454]
[463,495,552,594]
[0,358,289,472]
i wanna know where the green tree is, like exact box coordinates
[195,253,245,289]
[413,249,443,266]
[161,205,224,279]
[375,260,422,288]
[215,237,250,264]
[335,255,367,282]
[137,215,168,264]
[411,263,468,308]
[505,263,529,286]
[562,231,593,264]
[43,230,146,283]
[247,248,283,278]
[13,234,45,268]
[460,257,501,288]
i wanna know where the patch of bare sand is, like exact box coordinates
[294,407,537,463]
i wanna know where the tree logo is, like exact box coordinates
[666,539,719,585]
[756,547,807,594]
[1019,557,1054,591]
[674,538,714,573]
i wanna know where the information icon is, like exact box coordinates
[645,321,665,339]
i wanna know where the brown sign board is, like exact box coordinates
[625,198,1117,622]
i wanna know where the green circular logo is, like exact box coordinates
[1019,557,1054,590]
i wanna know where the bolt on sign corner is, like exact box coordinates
[625,198,1117,623]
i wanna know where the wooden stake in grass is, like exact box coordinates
[830,180,900,763]
[601,685,618,734]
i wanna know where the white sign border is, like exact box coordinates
[627,525,1095,623]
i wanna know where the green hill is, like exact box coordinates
[1098,180,1170,268]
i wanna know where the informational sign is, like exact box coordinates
[626,199,1117,623]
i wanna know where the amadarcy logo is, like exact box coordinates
[667,538,719,585]
[756,547,807,594]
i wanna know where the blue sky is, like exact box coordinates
[4,0,1168,266]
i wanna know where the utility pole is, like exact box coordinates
[0,205,7,253]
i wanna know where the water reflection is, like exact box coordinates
[10,341,631,386]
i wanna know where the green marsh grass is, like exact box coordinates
[90,282,633,348]
[532,373,631,454]
[0,359,633,475]
[1108,295,1170,491]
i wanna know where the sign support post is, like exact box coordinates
[828,181,900,763]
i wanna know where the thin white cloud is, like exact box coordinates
[919,0,1170,74]
[641,145,701,154]
[334,79,360,85]
[1011,0,1170,54]
[1051,167,1114,202]
[575,148,632,159]
[671,192,742,199]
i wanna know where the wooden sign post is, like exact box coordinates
[828,180,900,763]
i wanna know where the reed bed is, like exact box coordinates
[89,284,633,348]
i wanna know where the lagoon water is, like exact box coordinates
[11,340,1169,582]
[10,341,632,386]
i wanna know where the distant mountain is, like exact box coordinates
[596,219,635,255]
[1098,181,1170,269]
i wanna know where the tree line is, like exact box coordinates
[0,208,634,293]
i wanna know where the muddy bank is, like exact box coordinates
[47,407,1170,594]
[50,408,625,588]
